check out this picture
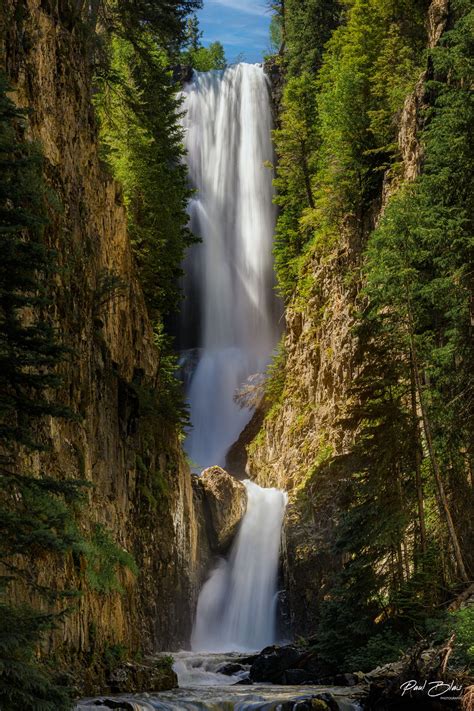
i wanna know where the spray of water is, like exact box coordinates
[180,64,280,469]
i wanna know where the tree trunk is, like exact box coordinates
[410,339,469,583]
[410,356,427,556]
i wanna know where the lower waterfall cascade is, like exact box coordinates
[191,480,288,653]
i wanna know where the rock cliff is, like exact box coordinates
[1,0,202,688]
[249,0,450,637]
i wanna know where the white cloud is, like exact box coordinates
[207,0,268,17]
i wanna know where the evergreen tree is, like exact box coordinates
[181,15,226,70]
[264,0,473,669]
[95,36,196,318]
[0,72,86,711]
[314,0,474,666]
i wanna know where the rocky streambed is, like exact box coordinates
[75,651,366,711]
[75,638,469,711]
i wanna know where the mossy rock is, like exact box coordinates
[108,657,177,693]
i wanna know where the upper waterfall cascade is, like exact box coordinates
[179,63,280,469]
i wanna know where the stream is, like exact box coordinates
[76,651,365,710]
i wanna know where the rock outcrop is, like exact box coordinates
[193,466,247,553]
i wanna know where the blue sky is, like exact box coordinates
[197,0,272,64]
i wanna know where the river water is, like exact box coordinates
[76,651,365,710]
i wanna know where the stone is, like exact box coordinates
[107,659,177,694]
[279,695,337,711]
[250,644,301,682]
[2,0,204,692]
[169,64,194,84]
[216,662,246,675]
[198,466,247,551]
[282,668,317,685]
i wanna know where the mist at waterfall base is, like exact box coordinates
[178,63,281,470]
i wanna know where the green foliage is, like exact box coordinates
[263,337,288,406]
[0,71,85,710]
[128,324,188,427]
[272,0,427,299]
[283,0,341,75]
[268,14,283,53]
[261,0,472,672]
[0,605,72,711]
[345,629,409,672]
[75,0,202,53]
[450,606,474,671]
[83,524,137,594]
[180,14,226,70]
[308,0,474,669]
[186,42,226,71]
[272,73,319,296]
[424,605,474,672]
[95,36,195,318]
[102,643,129,673]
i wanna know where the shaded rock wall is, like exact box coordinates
[0,0,203,682]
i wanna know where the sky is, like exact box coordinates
[197,0,272,64]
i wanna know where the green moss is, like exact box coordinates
[83,524,138,594]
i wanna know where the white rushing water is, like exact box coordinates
[192,480,288,652]
[179,64,280,469]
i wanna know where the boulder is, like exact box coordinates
[216,662,246,676]
[198,466,247,551]
[282,668,317,685]
[250,644,301,682]
[279,694,338,711]
[107,658,177,694]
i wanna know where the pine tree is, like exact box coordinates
[0,72,86,711]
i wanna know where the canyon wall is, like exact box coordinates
[252,0,450,636]
[1,0,204,685]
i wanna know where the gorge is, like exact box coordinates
[1,0,473,709]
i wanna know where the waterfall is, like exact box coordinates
[179,64,280,470]
[192,480,288,652]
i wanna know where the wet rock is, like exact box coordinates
[263,54,285,118]
[279,694,338,711]
[216,661,246,675]
[312,693,339,711]
[250,644,301,682]
[282,668,317,685]
[89,701,136,710]
[108,658,177,694]
[169,64,194,84]
[234,674,253,685]
[225,404,266,479]
[198,466,247,551]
